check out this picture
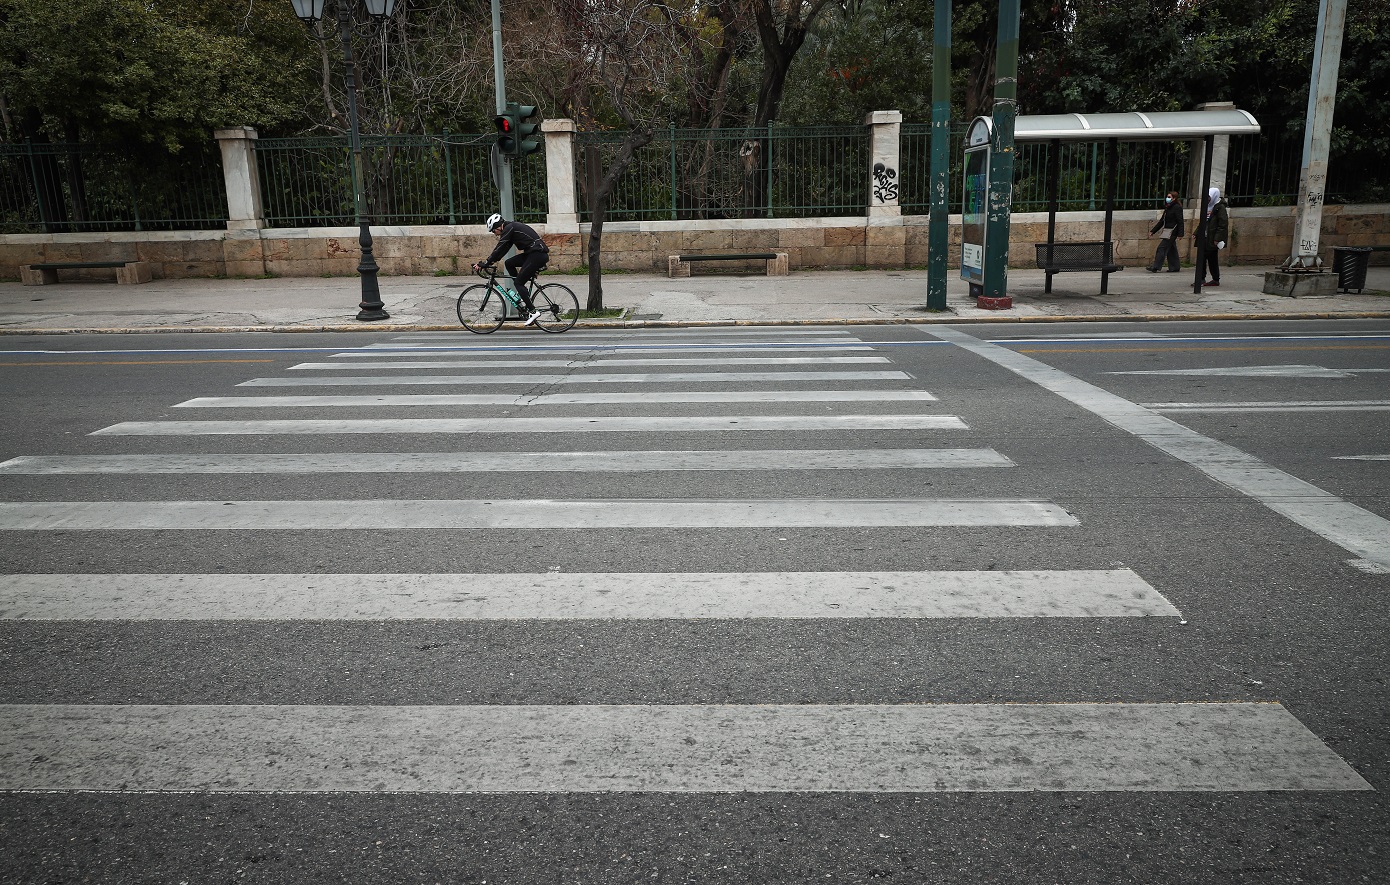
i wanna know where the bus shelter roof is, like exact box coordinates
[1015,110,1260,142]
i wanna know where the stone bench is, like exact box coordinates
[668,252,790,278]
[21,260,152,286]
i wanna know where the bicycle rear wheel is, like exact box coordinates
[456,284,505,333]
[532,282,579,333]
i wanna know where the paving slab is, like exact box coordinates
[1,265,1387,333]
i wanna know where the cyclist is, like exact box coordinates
[473,213,550,326]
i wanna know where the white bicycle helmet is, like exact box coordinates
[485,213,504,232]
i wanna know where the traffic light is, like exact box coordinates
[493,107,518,156]
[493,102,541,158]
[513,103,542,158]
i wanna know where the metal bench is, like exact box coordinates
[668,252,789,278]
[21,260,152,286]
[1034,241,1121,293]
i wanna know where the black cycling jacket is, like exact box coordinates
[485,221,549,264]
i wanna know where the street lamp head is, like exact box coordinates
[288,0,326,24]
[362,0,397,20]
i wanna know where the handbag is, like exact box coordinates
[1158,227,1174,239]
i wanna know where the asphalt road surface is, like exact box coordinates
[2,319,1388,883]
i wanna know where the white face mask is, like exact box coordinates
[1165,197,1173,204]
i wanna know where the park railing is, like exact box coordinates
[4,121,1385,236]
[0,141,226,234]
[253,132,547,228]
[903,125,1192,214]
[575,123,870,222]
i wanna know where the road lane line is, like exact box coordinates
[1016,345,1390,354]
[0,359,276,367]
[930,326,1390,572]
[1142,400,1390,412]
[90,415,966,435]
[0,703,1366,792]
[173,390,938,408]
[0,448,1006,475]
[0,498,1076,530]
[0,569,1170,620]
[237,371,912,387]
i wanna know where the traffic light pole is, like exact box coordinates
[981,0,1020,301]
[490,0,514,220]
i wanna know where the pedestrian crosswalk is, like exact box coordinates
[0,326,1370,797]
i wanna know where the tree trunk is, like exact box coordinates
[584,128,655,312]
[63,118,89,225]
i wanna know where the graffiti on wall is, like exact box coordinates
[873,163,899,204]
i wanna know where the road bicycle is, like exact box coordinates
[456,265,579,334]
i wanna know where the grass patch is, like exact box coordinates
[574,307,627,319]
[551,265,631,276]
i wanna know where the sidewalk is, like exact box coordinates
[2,264,1388,333]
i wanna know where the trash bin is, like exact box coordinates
[1332,246,1372,293]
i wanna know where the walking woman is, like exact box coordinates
[1146,191,1185,273]
[1195,186,1229,287]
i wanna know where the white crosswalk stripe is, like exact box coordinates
[0,448,1008,474]
[0,570,1173,619]
[0,702,1368,793]
[172,390,938,408]
[327,344,879,357]
[0,498,1078,530]
[90,415,967,435]
[0,328,1366,800]
[290,355,893,369]
[237,370,913,386]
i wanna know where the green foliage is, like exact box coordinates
[778,0,933,124]
[0,0,316,148]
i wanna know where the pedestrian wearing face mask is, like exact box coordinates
[1146,191,1185,273]
[1194,186,1229,287]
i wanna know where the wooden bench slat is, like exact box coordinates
[677,253,779,261]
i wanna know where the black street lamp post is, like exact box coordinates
[290,0,395,321]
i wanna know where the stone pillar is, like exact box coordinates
[542,119,579,233]
[214,127,265,231]
[866,110,903,218]
[1188,101,1234,204]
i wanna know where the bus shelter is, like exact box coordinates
[1012,109,1260,295]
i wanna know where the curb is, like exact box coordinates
[3,310,1390,335]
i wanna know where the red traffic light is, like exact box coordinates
[494,115,513,133]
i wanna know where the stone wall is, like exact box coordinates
[3,204,1387,280]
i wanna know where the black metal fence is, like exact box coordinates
[1,124,1384,234]
[0,142,227,234]
[254,133,547,228]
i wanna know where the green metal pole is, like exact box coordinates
[982,0,1020,301]
[669,122,677,220]
[443,128,456,225]
[926,0,952,310]
[491,0,514,221]
[766,121,775,218]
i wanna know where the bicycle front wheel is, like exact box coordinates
[456,284,505,333]
[532,282,579,333]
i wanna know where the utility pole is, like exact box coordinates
[981,0,1020,301]
[926,0,951,311]
[490,0,514,221]
[1283,0,1346,270]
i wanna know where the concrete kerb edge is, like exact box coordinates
[4,311,1390,335]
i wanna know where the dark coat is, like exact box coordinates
[1203,201,1229,246]
[485,221,549,265]
[1150,200,1185,237]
